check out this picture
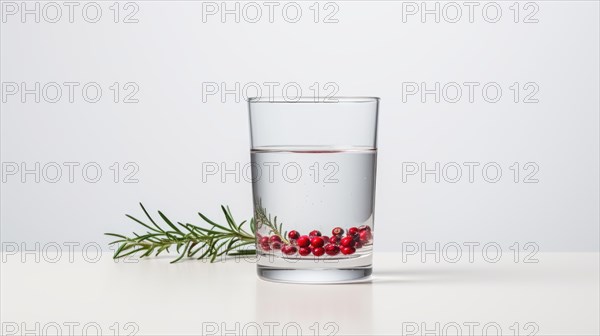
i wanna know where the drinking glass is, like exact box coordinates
[248,97,379,283]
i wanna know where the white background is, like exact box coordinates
[1,1,599,252]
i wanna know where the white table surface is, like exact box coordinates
[1,252,598,336]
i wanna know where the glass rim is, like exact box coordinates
[247,96,380,103]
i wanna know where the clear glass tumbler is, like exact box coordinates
[248,97,379,283]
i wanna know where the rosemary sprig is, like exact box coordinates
[105,203,256,263]
[254,201,289,244]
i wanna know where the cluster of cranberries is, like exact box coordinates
[258,225,372,257]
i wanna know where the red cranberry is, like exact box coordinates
[260,236,271,250]
[312,247,325,256]
[358,225,372,232]
[332,227,344,236]
[322,235,330,243]
[359,230,372,243]
[297,235,310,248]
[340,236,356,248]
[269,235,282,243]
[282,245,297,255]
[329,236,340,244]
[310,236,325,248]
[288,230,300,240]
[348,227,359,236]
[354,241,363,249]
[325,244,340,256]
[271,242,282,250]
[309,230,322,237]
[341,246,356,255]
[299,247,311,256]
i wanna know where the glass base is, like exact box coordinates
[257,265,372,284]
